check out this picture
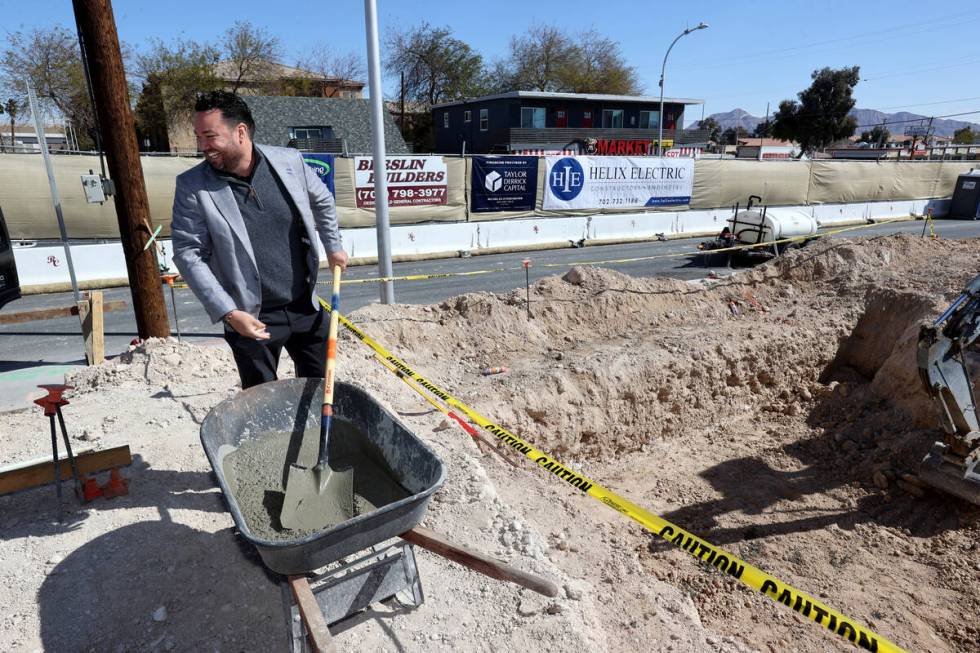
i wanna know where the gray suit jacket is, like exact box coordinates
[171,144,342,322]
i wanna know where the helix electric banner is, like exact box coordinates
[543,156,694,210]
[354,156,448,209]
[471,156,538,212]
[302,154,335,195]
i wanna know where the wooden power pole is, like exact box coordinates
[72,0,170,338]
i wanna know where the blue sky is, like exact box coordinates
[2,0,979,126]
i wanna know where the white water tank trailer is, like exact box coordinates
[728,206,817,245]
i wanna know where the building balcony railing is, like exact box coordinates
[496,127,710,146]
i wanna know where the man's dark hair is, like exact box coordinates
[195,91,255,136]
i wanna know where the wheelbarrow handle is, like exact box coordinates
[401,525,560,598]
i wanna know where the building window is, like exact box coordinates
[521,107,546,129]
[444,112,449,129]
[639,110,660,129]
[464,110,471,122]
[601,109,624,128]
[480,108,488,131]
[289,126,334,140]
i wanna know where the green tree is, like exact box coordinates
[385,22,485,107]
[221,20,282,93]
[497,24,640,94]
[133,37,220,150]
[859,125,889,147]
[0,26,97,149]
[953,126,976,144]
[3,99,19,152]
[752,120,773,138]
[721,126,742,146]
[696,116,721,144]
[771,66,860,155]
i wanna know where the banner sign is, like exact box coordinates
[543,156,694,210]
[354,156,448,208]
[302,154,335,195]
[471,156,538,212]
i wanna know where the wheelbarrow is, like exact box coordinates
[200,378,558,652]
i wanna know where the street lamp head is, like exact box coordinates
[696,22,709,30]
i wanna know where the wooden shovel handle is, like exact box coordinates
[323,266,342,407]
[401,525,559,597]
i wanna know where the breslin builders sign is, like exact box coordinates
[354,156,448,208]
[471,156,538,212]
[543,156,694,210]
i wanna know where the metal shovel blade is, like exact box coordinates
[280,462,355,531]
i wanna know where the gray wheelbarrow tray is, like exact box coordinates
[200,377,445,576]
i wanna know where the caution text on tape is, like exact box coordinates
[326,299,905,653]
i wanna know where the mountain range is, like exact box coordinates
[704,108,980,139]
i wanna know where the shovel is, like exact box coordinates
[280,266,354,530]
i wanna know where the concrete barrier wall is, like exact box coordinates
[1,153,969,241]
[13,198,931,290]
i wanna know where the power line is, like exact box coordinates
[662,10,980,73]
[863,57,980,81]
[878,96,980,111]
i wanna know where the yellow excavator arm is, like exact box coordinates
[917,273,980,504]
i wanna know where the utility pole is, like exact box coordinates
[364,0,394,303]
[73,0,169,338]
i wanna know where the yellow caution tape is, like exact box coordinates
[324,217,911,286]
[324,298,905,653]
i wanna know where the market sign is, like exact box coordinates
[587,139,674,155]
[543,156,694,210]
[354,156,448,208]
[471,156,538,212]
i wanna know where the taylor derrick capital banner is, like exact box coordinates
[354,156,448,209]
[543,156,695,210]
[470,156,538,212]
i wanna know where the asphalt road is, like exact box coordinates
[2,218,979,374]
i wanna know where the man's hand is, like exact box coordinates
[327,249,349,271]
[225,310,270,340]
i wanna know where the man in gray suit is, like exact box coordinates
[172,91,348,388]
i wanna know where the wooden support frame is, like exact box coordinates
[0,298,126,325]
[287,575,337,653]
[401,525,559,597]
[0,444,132,496]
[77,290,106,365]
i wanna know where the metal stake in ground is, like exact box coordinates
[161,274,181,341]
[522,259,533,319]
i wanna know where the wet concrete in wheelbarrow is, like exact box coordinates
[222,420,411,541]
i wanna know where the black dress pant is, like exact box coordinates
[224,301,328,389]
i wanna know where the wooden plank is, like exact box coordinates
[401,525,559,597]
[0,445,132,496]
[91,291,104,364]
[287,575,337,653]
[0,300,127,326]
[78,297,93,365]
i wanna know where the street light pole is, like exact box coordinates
[658,22,708,156]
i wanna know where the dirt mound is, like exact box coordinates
[66,338,238,392]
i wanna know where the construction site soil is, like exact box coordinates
[1,234,979,652]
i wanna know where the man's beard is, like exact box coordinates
[207,148,243,173]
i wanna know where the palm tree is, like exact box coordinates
[4,99,19,152]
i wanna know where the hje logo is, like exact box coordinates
[548,157,584,201]
[485,170,502,192]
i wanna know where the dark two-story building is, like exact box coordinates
[432,91,704,155]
